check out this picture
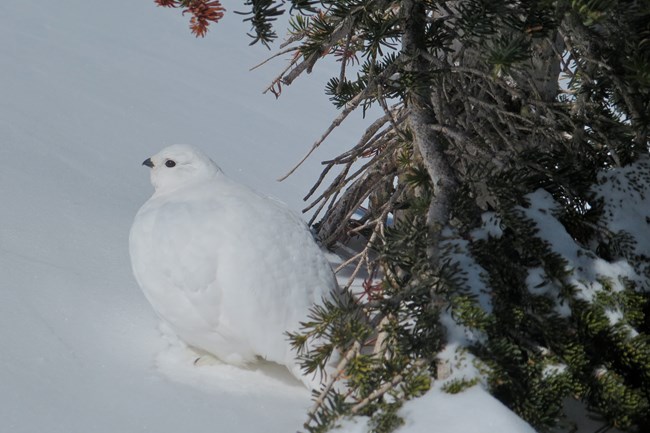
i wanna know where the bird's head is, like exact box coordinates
[142,144,223,193]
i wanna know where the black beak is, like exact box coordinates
[142,158,154,168]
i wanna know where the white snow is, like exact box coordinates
[0,1,535,432]
[155,324,309,397]
[399,384,537,433]
[523,189,637,304]
[594,157,650,284]
[471,212,504,240]
[332,382,538,433]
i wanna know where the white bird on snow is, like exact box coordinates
[129,144,339,388]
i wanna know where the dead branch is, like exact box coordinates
[277,62,400,181]
[249,46,299,71]
[262,55,300,96]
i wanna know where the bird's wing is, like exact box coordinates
[130,194,227,331]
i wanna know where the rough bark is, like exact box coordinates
[401,0,459,266]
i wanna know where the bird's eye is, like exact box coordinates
[165,160,176,168]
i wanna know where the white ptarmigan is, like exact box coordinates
[129,144,338,388]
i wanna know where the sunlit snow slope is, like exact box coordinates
[0,1,354,432]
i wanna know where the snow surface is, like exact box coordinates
[399,384,537,433]
[332,383,537,433]
[0,1,535,432]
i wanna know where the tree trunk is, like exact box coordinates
[401,0,459,266]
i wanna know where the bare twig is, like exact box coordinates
[282,52,320,85]
[336,29,355,93]
[249,46,299,71]
[276,53,401,181]
[262,55,300,96]
[319,114,392,165]
[372,315,391,359]
[339,183,404,289]
[305,341,361,425]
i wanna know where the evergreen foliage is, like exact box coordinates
[155,0,650,431]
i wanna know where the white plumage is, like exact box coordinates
[129,144,338,388]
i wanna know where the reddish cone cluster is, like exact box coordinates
[154,0,225,37]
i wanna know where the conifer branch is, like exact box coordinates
[304,341,361,427]
[350,374,404,414]
[336,29,355,93]
[350,359,428,414]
